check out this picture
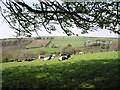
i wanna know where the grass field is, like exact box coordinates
[48,37,118,48]
[1,51,119,88]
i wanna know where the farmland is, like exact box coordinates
[1,36,118,60]
[48,36,118,48]
[1,36,119,88]
[1,51,119,88]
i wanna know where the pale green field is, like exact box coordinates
[49,37,118,48]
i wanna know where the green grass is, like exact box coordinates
[20,47,58,55]
[1,51,120,88]
[49,37,88,47]
[39,47,58,53]
[49,37,118,48]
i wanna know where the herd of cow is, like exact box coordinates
[9,58,36,62]
[7,50,118,62]
[8,53,73,62]
[38,53,72,61]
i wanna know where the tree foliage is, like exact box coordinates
[0,0,120,37]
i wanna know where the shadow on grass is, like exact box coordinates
[2,58,120,89]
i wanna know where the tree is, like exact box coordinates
[0,0,119,37]
[2,57,9,63]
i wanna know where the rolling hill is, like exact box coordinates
[48,36,118,48]
[2,36,118,61]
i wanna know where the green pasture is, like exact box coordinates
[2,51,119,88]
[48,37,118,48]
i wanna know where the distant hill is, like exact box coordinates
[1,36,118,48]
[1,36,119,61]
[48,36,118,48]
[1,38,32,47]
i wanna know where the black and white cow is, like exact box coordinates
[38,55,44,59]
[59,53,67,56]
[51,54,55,59]
[58,54,71,60]
[24,58,36,61]
[16,59,22,62]
[9,60,14,62]
[79,52,85,55]
[43,55,53,61]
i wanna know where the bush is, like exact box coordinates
[54,52,60,56]
[67,44,72,47]
[2,57,9,63]
[60,46,79,55]
[39,50,47,55]
[101,45,110,49]
[105,45,110,49]
[51,44,58,48]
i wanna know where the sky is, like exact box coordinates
[0,0,119,39]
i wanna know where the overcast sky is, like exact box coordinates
[0,0,119,39]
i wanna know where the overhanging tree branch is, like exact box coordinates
[1,0,119,37]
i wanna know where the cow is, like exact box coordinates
[79,52,85,55]
[24,58,36,61]
[9,60,14,62]
[59,53,67,56]
[58,54,71,60]
[51,54,56,59]
[38,55,44,59]
[43,55,53,61]
[16,59,22,62]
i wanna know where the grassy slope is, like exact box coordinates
[49,37,118,48]
[2,51,119,88]
[25,40,50,48]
